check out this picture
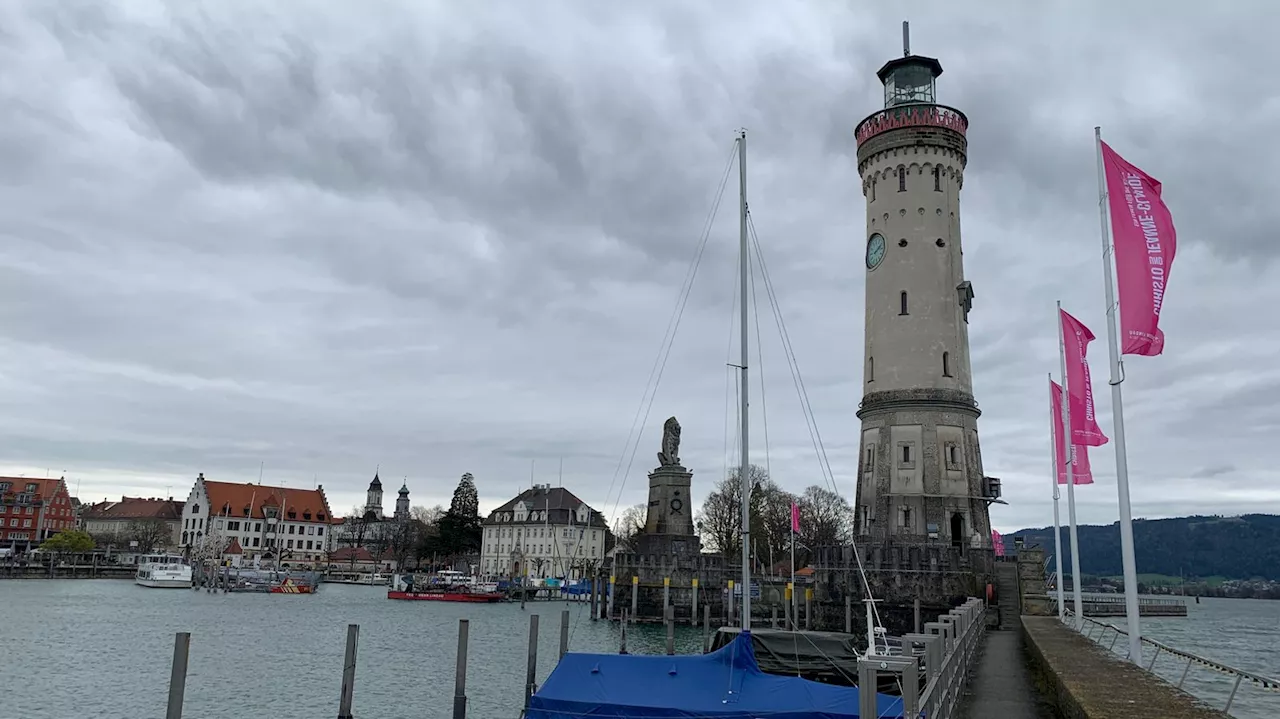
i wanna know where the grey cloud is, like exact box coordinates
[1,1,1278,528]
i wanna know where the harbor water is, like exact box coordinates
[1,580,1275,718]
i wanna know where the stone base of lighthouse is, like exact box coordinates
[855,388,992,549]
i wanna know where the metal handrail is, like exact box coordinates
[856,597,985,719]
[1069,613,1280,714]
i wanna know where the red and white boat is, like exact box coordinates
[387,572,505,602]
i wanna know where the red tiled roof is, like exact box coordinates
[0,476,69,504]
[201,479,334,523]
[329,547,392,562]
[83,497,182,521]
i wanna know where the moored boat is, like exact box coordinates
[135,554,193,589]
[387,573,505,602]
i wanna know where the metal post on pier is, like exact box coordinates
[662,576,670,618]
[524,614,540,708]
[845,592,852,633]
[452,619,469,719]
[914,597,921,634]
[784,584,793,629]
[804,588,812,630]
[702,605,711,653]
[607,575,615,620]
[165,632,191,719]
[337,624,359,719]
[630,576,639,619]
[559,609,570,659]
[691,577,699,625]
[665,605,675,655]
[727,580,735,624]
[771,606,778,628]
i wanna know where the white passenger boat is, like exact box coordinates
[135,553,193,589]
[326,571,391,586]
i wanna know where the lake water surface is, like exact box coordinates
[2,580,1275,718]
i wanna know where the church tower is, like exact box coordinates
[364,472,384,520]
[394,481,410,521]
[853,23,994,552]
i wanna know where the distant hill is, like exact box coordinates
[1007,514,1280,582]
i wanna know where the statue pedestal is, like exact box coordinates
[644,464,695,537]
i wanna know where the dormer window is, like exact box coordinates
[303,511,312,520]
[192,504,200,515]
[243,505,251,517]
[317,513,326,521]
[287,509,297,520]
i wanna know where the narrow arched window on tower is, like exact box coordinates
[899,291,909,316]
[934,165,942,192]
[867,356,874,382]
[942,351,952,377]
[898,165,907,192]
[870,179,876,202]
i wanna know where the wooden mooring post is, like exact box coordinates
[337,624,359,719]
[702,605,711,653]
[165,632,191,719]
[665,605,675,655]
[559,609,570,659]
[452,619,469,719]
[524,614,540,708]
[589,576,598,620]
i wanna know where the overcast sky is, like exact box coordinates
[2,1,1277,532]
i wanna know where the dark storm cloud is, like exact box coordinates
[1,1,1277,529]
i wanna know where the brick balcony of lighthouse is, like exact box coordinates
[854,103,969,169]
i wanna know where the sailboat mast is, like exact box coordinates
[737,129,751,630]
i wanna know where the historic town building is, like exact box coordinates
[0,476,76,552]
[480,484,608,581]
[178,473,336,566]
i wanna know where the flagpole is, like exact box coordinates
[1095,126,1143,664]
[1049,373,1065,622]
[1057,300,1085,628]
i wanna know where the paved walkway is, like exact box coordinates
[959,624,1054,718]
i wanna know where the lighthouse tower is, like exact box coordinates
[853,24,993,554]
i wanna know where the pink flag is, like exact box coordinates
[790,502,800,534]
[992,530,1006,557]
[1101,141,1177,356]
[1051,379,1095,485]
[1059,309,1109,447]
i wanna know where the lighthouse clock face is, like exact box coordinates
[866,233,887,270]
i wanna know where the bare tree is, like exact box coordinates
[387,519,425,570]
[694,464,771,558]
[411,505,445,525]
[611,503,647,551]
[798,485,853,551]
[127,519,173,553]
[364,523,391,571]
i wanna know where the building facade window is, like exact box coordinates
[942,351,952,377]
[867,356,873,382]
[900,291,909,315]
[898,165,907,192]
[933,165,942,191]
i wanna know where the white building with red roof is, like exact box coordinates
[179,472,337,566]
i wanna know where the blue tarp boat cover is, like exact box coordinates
[526,631,906,719]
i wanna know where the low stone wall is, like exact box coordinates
[1023,617,1230,718]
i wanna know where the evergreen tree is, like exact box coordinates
[439,473,483,556]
